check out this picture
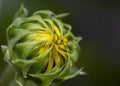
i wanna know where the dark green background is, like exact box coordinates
[0,0,120,86]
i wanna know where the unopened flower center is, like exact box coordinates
[32,25,69,71]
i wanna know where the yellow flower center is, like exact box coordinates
[31,25,69,72]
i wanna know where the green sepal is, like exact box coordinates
[15,73,27,86]
[52,18,64,35]
[29,68,61,86]
[14,4,28,19]
[43,19,54,32]
[14,40,44,59]
[8,29,31,50]
[63,67,85,80]
[1,45,7,53]
[12,59,36,78]
[26,15,49,28]
[72,33,82,43]
[20,22,43,31]
[3,48,11,62]
[31,47,52,73]
[63,23,71,36]
[46,56,61,74]
[7,18,26,39]
[54,13,69,19]
[33,10,55,19]
[68,41,81,64]
[56,57,71,79]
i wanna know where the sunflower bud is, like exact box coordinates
[1,5,83,86]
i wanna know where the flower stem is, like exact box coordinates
[0,64,15,86]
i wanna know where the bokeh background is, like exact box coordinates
[0,0,120,86]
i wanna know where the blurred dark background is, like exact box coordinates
[0,0,120,86]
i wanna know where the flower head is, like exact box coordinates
[1,5,83,86]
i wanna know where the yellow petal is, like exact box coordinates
[38,42,51,54]
[55,45,67,61]
[54,25,61,37]
[63,37,68,46]
[46,52,53,71]
[53,45,60,64]
[31,29,48,34]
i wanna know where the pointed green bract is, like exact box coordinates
[14,4,28,19]
[1,5,83,86]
